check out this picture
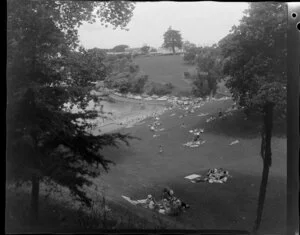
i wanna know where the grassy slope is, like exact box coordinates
[96,98,286,234]
[134,55,196,95]
[6,52,286,233]
[6,98,286,233]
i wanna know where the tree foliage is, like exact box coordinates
[104,56,148,94]
[144,82,174,96]
[150,47,157,53]
[141,45,150,54]
[183,47,198,65]
[219,2,287,117]
[7,0,136,216]
[218,3,287,233]
[192,46,223,98]
[183,41,197,52]
[162,26,183,54]
[112,44,129,52]
[192,75,210,98]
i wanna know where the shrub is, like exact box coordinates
[183,49,197,64]
[129,63,139,73]
[145,82,173,96]
[175,90,192,97]
[129,72,148,94]
[165,82,174,90]
[117,79,131,94]
[103,55,150,94]
[192,76,210,98]
[105,65,147,94]
[183,71,191,79]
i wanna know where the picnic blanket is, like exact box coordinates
[185,168,231,184]
[183,140,206,148]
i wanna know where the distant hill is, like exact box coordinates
[134,55,196,96]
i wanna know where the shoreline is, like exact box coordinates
[90,103,168,135]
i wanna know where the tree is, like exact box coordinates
[183,40,196,52]
[85,48,108,81]
[192,46,223,98]
[112,44,129,52]
[144,82,174,96]
[218,3,287,233]
[192,73,210,98]
[140,45,150,54]
[7,0,135,221]
[104,56,148,94]
[183,47,198,64]
[162,26,183,54]
[150,47,157,53]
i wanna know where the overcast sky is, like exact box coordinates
[78,2,249,49]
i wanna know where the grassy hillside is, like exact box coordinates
[134,55,196,95]
[6,95,286,234]
[97,98,286,234]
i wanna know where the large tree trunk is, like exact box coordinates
[253,103,273,233]
[253,161,270,232]
[172,45,175,54]
[30,174,40,222]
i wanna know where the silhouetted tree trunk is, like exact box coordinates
[31,174,40,222]
[253,103,274,233]
[171,38,175,54]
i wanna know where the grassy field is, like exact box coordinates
[134,55,196,95]
[6,54,286,233]
[6,97,286,234]
[95,98,286,234]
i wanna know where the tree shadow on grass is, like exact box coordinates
[5,189,142,233]
[157,170,286,234]
[5,186,162,233]
[203,110,286,139]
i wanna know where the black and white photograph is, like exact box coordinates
[6,1,299,234]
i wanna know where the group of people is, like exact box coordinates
[159,188,190,215]
[205,168,230,183]
[123,188,190,216]
[192,129,204,142]
[149,117,162,132]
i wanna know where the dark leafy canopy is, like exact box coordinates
[162,26,183,54]
[192,45,223,97]
[150,47,157,53]
[104,56,148,94]
[219,4,287,232]
[182,41,198,64]
[183,41,197,52]
[7,0,135,206]
[112,44,129,52]
[219,2,287,117]
[141,45,150,54]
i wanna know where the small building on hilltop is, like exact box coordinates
[156,47,184,55]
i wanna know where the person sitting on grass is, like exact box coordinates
[161,189,190,215]
[193,133,202,142]
[218,109,223,118]
[162,188,174,201]
[138,194,156,209]
[159,145,163,153]
[163,188,189,206]
[147,195,157,210]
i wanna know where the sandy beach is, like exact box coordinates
[87,100,167,134]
